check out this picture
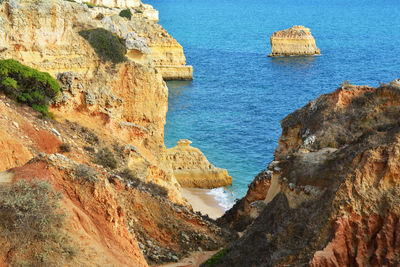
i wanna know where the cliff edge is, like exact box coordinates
[268,25,320,57]
[166,139,232,188]
[215,81,400,266]
[0,0,225,266]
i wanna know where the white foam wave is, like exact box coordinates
[206,187,235,211]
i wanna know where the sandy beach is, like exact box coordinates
[181,188,225,220]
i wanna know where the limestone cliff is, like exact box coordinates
[0,0,188,202]
[268,25,320,57]
[214,81,400,266]
[0,88,229,266]
[166,139,232,188]
[0,0,225,265]
[0,0,191,81]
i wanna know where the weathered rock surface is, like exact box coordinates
[0,0,189,203]
[217,169,271,231]
[214,81,400,266]
[88,0,141,8]
[166,139,232,188]
[0,0,191,80]
[268,25,320,57]
[0,96,230,266]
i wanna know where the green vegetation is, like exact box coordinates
[93,147,118,169]
[83,1,95,8]
[79,28,127,64]
[0,180,75,266]
[119,168,168,197]
[75,164,98,183]
[119,9,133,20]
[0,59,60,117]
[201,248,227,267]
[134,8,143,14]
[146,181,168,197]
[59,143,71,153]
[120,168,139,184]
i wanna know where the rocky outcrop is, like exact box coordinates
[214,81,400,266]
[268,25,320,57]
[0,95,230,266]
[0,0,191,80]
[217,169,271,232]
[88,0,141,8]
[166,139,232,188]
[0,0,190,202]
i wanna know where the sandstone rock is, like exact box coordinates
[166,139,232,188]
[88,0,141,9]
[215,83,400,266]
[268,25,320,57]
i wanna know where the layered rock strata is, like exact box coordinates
[268,25,320,57]
[0,94,229,266]
[166,139,232,188]
[0,1,221,265]
[214,81,400,266]
[0,0,189,202]
[0,0,191,80]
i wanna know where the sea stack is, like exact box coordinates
[268,25,320,57]
[166,139,232,188]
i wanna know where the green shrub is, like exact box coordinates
[80,126,99,145]
[0,59,60,117]
[75,164,98,183]
[0,180,75,266]
[79,28,127,64]
[134,8,143,14]
[119,9,132,20]
[146,181,168,198]
[83,1,95,8]
[120,168,142,185]
[93,147,118,169]
[201,248,227,267]
[59,143,71,153]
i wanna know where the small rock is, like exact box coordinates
[51,128,61,137]
[274,166,281,172]
[5,102,10,107]
[12,121,19,128]
[85,91,96,105]
[289,183,295,190]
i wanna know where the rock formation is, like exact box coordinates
[166,139,232,188]
[214,81,400,266]
[0,0,191,80]
[0,0,222,266]
[268,25,320,57]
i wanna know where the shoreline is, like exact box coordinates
[181,188,225,220]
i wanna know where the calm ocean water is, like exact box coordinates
[146,0,400,207]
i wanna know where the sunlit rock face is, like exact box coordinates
[269,25,320,57]
[166,139,232,188]
[216,81,400,266]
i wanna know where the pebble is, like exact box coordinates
[51,128,61,136]
[12,121,19,128]
[5,103,10,107]
[289,183,295,190]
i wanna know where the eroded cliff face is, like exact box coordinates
[0,0,186,202]
[268,25,320,57]
[215,82,400,266]
[166,139,232,188]
[0,0,225,266]
[0,0,191,80]
[0,94,229,266]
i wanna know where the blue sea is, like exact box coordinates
[146,0,400,208]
